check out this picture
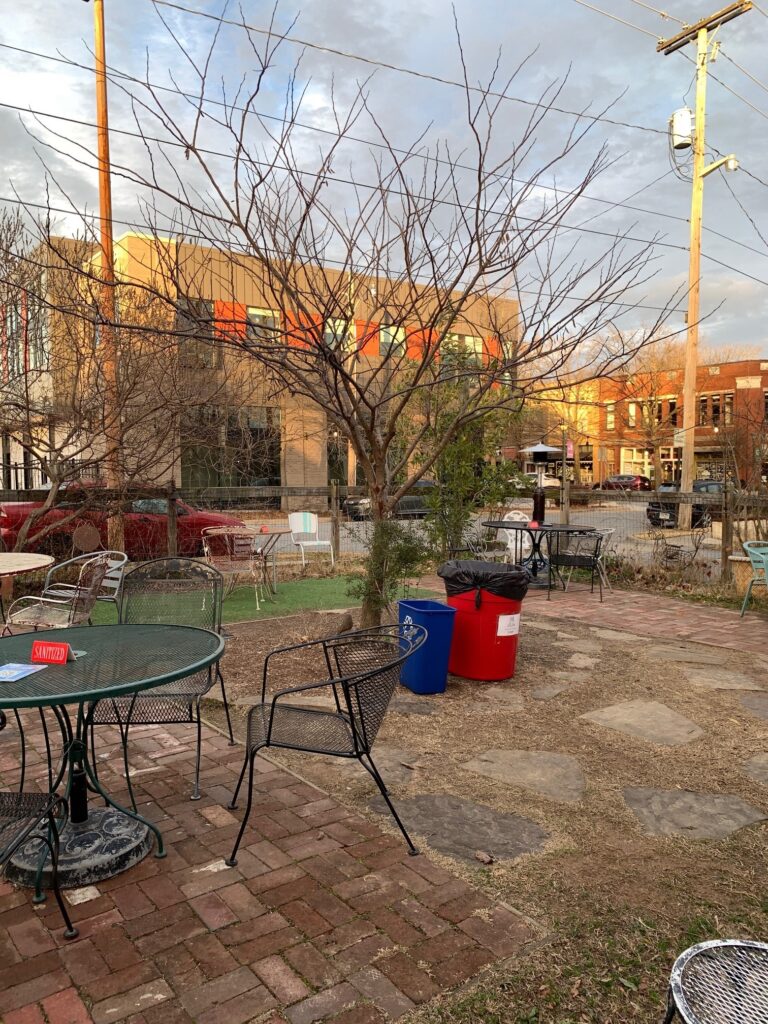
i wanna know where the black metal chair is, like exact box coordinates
[545,529,603,601]
[663,939,768,1022]
[226,623,428,867]
[0,710,78,938]
[88,558,234,806]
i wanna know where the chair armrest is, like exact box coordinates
[261,637,333,701]
[266,679,348,742]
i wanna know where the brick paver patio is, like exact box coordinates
[420,576,768,653]
[0,719,540,1024]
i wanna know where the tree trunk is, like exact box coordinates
[653,445,662,485]
[359,513,388,628]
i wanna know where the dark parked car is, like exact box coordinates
[600,474,652,492]
[646,480,723,528]
[343,481,435,521]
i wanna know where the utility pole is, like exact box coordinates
[88,0,124,549]
[658,2,750,528]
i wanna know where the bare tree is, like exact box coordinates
[25,13,681,622]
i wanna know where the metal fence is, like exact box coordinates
[2,481,766,579]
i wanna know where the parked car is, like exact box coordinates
[599,474,652,492]
[0,493,246,560]
[523,471,561,489]
[646,480,723,528]
[343,481,435,521]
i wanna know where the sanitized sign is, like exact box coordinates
[497,614,520,637]
[31,640,75,664]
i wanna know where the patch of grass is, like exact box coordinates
[91,575,434,625]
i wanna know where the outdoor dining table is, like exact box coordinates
[0,622,224,890]
[0,552,55,620]
[482,521,597,586]
[204,525,291,596]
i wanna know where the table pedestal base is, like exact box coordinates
[7,808,152,889]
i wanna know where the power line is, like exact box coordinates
[0,95,689,254]
[625,0,684,24]
[0,40,675,229]
[568,0,659,36]
[0,189,689,315]
[719,48,768,96]
[721,173,768,250]
[146,0,668,136]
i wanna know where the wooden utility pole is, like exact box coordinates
[658,2,751,528]
[91,0,124,549]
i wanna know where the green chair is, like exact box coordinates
[740,541,768,617]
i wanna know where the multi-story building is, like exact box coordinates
[0,233,519,500]
[593,359,768,486]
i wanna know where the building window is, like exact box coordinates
[27,288,49,370]
[379,323,406,357]
[180,404,281,488]
[5,302,22,378]
[246,307,279,344]
[448,333,484,366]
[668,399,677,427]
[606,403,615,431]
[699,395,709,425]
[724,391,734,425]
[176,298,221,369]
[711,393,721,426]
[627,402,637,428]
[324,318,352,350]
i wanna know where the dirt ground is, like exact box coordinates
[206,608,768,1023]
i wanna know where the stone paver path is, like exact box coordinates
[462,750,585,803]
[377,795,549,864]
[0,719,540,1024]
[623,788,766,839]
[682,667,764,691]
[744,753,768,785]
[742,693,768,720]
[580,700,705,746]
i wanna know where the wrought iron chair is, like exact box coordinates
[42,551,128,612]
[202,528,267,609]
[0,709,78,938]
[563,528,615,593]
[288,512,334,567]
[3,552,111,635]
[545,529,603,601]
[226,623,427,867]
[88,558,233,806]
[741,541,768,617]
[663,939,768,1022]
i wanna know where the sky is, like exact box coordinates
[1,0,767,355]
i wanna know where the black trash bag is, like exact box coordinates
[437,559,530,606]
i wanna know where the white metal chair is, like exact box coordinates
[42,551,128,611]
[501,510,533,564]
[288,512,334,567]
[3,552,111,634]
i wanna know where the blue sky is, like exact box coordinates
[1,0,767,353]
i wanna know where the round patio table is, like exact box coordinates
[0,553,55,620]
[482,521,596,586]
[0,623,224,889]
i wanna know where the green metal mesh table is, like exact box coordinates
[0,624,224,888]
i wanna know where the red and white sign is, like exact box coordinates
[31,640,75,665]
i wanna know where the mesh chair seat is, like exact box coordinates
[246,702,355,755]
[6,602,83,629]
[90,670,211,725]
[666,939,768,1023]
[0,791,56,860]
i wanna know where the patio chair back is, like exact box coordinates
[501,510,533,562]
[288,511,319,541]
[743,541,768,576]
[68,553,112,624]
[119,557,223,633]
[202,529,261,569]
[547,530,602,567]
[326,624,427,752]
[71,522,101,555]
[45,551,127,605]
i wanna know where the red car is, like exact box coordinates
[0,495,245,560]
[599,474,652,492]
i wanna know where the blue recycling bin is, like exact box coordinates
[398,599,456,694]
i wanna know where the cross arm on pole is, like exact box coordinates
[657,1,752,54]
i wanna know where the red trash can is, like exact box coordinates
[438,560,530,681]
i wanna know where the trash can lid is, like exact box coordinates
[437,559,530,600]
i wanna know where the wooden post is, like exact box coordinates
[330,481,341,559]
[167,480,178,557]
[721,482,733,581]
